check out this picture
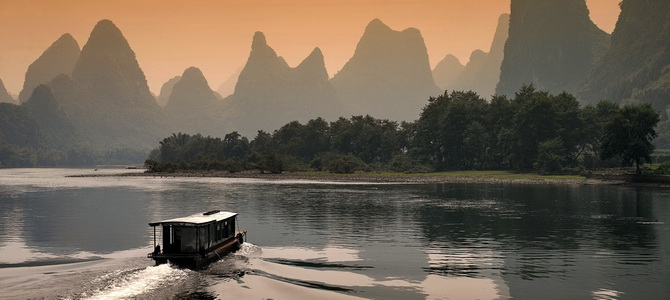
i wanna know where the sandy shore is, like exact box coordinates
[87,170,627,186]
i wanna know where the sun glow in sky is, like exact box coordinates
[0,0,620,95]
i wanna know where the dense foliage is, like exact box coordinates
[146,85,660,174]
[600,103,660,173]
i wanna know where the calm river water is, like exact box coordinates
[0,168,668,299]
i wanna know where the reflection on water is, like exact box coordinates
[0,169,669,299]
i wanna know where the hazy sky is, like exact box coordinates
[0,0,620,95]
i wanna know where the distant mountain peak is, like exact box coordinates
[22,84,78,148]
[235,32,291,96]
[332,19,439,121]
[0,78,16,104]
[157,76,181,107]
[25,84,56,107]
[252,31,268,49]
[19,32,80,102]
[182,66,206,80]
[56,19,164,150]
[298,47,325,68]
[490,14,510,54]
[310,47,323,57]
[96,19,115,27]
[362,18,421,39]
[73,18,155,108]
[295,47,329,82]
[225,32,341,136]
[58,33,77,45]
[496,0,609,96]
[165,66,217,114]
[365,18,391,32]
[432,54,465,91]
[87,19,127,48]
[442,54,462,65]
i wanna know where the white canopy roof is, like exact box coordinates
[149,210,237,227]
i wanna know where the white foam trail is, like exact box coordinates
[85,264,187,300]
[235,243,263,258]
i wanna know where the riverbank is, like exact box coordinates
[95,170,627,185]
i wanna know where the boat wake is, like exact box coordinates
[84,264,188,300]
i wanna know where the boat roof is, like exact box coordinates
[149,210,237,227]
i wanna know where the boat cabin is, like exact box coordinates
[148,210,245,268]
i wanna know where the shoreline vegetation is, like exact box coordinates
[79,169,640,186]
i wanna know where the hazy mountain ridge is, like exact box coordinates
[72,20,157,109]
[496,0,610,96]
[22,84,78,148]
[331,19,440,122]
[164,67,222,136]
[165,67,218,114]
[216,68,241,98]
[0,79,16,104]
[220,32,341,136]
[432,54,464,91]
[48,19,167,150]
[11,2,670,165]
[18,33,80,103]
[157,76,181,107]
[435,14,509,98]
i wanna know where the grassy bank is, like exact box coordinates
[121,169,606,185]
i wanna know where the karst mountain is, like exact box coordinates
[331,19,440,122]
[496,0,610,96]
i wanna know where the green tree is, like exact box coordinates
[600,103,660,173]
[510,86,556,171]
[223,131,249,159]
[412,91,488,170]
[534,137,566,174]
[326,154,367,174]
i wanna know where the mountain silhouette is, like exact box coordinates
[331,19,440,121]
[442,14,509,98]
[581,0,670,116]
[217,68,242,98]
[221,32,340,136]
[18,33,80,103]
[165,67,218,113]
[496,0,609,96]
[47,19,165,150]
[72,20,157,109]
[432,54,464,92]
[0,79,16,104]
[157,76,181,107]
[22,84,78,148]
[165,67,221,135]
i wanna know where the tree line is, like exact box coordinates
[146,85,661,174]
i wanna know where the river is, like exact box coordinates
[0,168,668,299]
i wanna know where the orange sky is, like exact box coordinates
[0,0,621,95]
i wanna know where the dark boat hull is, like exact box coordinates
[149,231,245,269]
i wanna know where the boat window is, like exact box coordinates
[177,227,197,252]
[198,226,208,251]
[169,226,173,244]
[216,222,223,241]
[223,221,230,239]
[210,223,216,246]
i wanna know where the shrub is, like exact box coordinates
[656,161,670,174]
[534,137,565,175]
[326,154,367,174]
